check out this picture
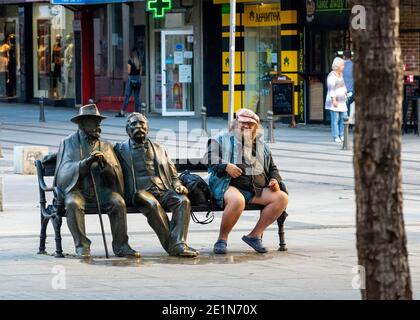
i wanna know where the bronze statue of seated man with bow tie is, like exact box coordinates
[114,113,199,257]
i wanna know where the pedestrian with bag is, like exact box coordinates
[325,57,348,143]
[116,48,142,117]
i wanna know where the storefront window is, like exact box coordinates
[244,3,281,117]
[32,4,75,100]
[0,5,20,99]
[93,4,132,103]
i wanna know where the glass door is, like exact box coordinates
[161,30,194,116]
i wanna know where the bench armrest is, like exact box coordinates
[35,160,54,192]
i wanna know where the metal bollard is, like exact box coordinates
[39,96,45,122]
[201,106,207,136]
[0,177,3,212]
[342,116,350,150]
[417,98,420,135]
[141,102,147,115]
[267,110,275,143]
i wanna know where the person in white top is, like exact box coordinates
[325,57,348,142]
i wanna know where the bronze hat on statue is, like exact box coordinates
[71,104,107,123]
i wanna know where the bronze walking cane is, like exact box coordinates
[90,164,109,258]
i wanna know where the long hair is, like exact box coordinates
[130,48,141,71]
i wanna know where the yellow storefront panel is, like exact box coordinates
[280,11,297,25]
[294,92,299,115]
[223,91,244,113]
[222,52,243,73]
[222,32,243,38]
[243,4,281,27]
[281,51,298,73]
[222,13,242,27]
[280,30,298,36]
[222,73,243,85]
[285,73,298,84]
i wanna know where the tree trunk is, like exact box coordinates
[351,0,412,299]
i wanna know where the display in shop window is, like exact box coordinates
[0,7,20,99]
[52,34,63,99]
[63,34,74,98]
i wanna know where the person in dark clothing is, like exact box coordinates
[205,108,288,254]
[116,48,142,117]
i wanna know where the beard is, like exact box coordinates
[233,127,255,143]
[130,128,147,143]
[83,128,101,144]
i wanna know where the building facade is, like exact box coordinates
[203,0,302,121]
[1,0,419,122]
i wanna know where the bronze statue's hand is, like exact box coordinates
[175,185,188,195]
[88,151,106,167]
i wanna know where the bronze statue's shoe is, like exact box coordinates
[75,248,91,259]
[169,244,199,258]
[114,245,141,258]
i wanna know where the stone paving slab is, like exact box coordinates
[1,102,420,299]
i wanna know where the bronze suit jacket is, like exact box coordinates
[54,132,124,196]
[114,138,183,206]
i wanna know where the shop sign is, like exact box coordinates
[243,4,281,27]
[147,0,172,19]
[305,0,351,27]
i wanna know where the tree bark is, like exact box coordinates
[351,0,412,299]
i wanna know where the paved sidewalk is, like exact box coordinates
[1,102,420,299]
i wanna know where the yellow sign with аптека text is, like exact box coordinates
[243,3,281,27]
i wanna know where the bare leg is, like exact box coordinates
[218,186,246,241]
[249,188,288,238]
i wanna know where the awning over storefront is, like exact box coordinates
[0,0,25,4]
[213,0,260,3]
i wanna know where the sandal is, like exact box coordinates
[242,235,267,253]
[213,239,227,254]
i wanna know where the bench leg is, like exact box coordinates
[38,213,50,254]
[277,211,288,251]
[52,215,64,258]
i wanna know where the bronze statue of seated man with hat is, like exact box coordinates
[53,104,140,259]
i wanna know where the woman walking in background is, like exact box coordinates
[325,57,348,143]
[116,48,142,117]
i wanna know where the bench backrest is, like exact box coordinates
[39,157,208,177]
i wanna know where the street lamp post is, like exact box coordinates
[228,0,236,128]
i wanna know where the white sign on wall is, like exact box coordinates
[179,64,192,83]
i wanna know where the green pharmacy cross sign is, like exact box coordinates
[147,0,172,19]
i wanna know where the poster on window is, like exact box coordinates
[179,64,192,83]
[174,51,183,65]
